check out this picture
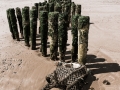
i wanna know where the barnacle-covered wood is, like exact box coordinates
[9,8,20,41]
[78,16,90,65]
[48,12,59,60]
[39,11,48,56]
[22,6,30,46]
[30,8,37,50]
[6,9,15,39]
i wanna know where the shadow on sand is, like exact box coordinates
[83,54,120,90]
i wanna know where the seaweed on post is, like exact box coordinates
[9,8,20,41]
[71,15,79,62]
[6,9,15,39]
[49,2,54,12]
[78,16,90,65]
[39,11,48,56]
[30,8,37,50]
[75,5,81,15]
[54,3,62,13]
[22,6,30,46]
[48,12,59,60]
[58,13,68,62]
[16,7,23,38]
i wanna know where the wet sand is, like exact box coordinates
[0,0,120,90]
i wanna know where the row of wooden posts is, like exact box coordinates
[6,0,90,65]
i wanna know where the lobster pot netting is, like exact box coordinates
[44,64,88,90]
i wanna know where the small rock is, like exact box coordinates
[103,80,110,85]
[1,71,4,73]
[90,87,95,90]
[14,72,17,74]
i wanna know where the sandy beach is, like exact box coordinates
[0,0,120,90]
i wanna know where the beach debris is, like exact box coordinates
[103,80,110,85]
[42,62,88,90]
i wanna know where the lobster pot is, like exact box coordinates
[71,15,79,62]
[58,13,68,62]
[30,8,37,50]
[39,11,48,56]
[48,12,59,60]
[78,16,90,65]
[42,64,88,90]
[22,6,30,46]
[9,8,20,41]
[6,9,15,39]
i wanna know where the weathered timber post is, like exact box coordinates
[34,3,38,18]
[38,6,45,34]
[6,9,15,39]
[39,11,48,56]
[71,15,79,62]
[78,16,90,65]
[30,8,37,50]
[43,0,47,5]
[9,8,20,41]
[32,6,38,35]
[16,7,23,38]
[58,13,68,62]
[54,3,62,13]
[49,2,54,12]
[71,2,76,21]
[38,2,42,17]
[48,12,59,60]
[61,2,65,13]
[22,6,30,46]
[64,3,71,28]
[44,3,49,12]
[48,0,55,3]
[75,5,81,15]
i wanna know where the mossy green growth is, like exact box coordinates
[16,7,23,38]
[22,6,30,46]
[78,16,90,65]
[54,3,62,13]
[38,2,42,6]
[44,3,49,11]
[48,0,55,3]
[58,13,68,61]
[48,12,59,60]
[49,2,54,12]
[9,8,20,41]
[71,15,79,62]
[30,8,37,50]
[71,2,76,21]
[6,9,16,39]
[75,5,81,15]
[62,3,71,27]
[39,11,48,56]
[38,5,48,18]
[34,3,38,18]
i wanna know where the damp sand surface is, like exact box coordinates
[0,0,120,90]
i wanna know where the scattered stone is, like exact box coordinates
[90,87,95,90]
[103,80,110,85]
[14,72,17,74]
[1,71,4,73]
